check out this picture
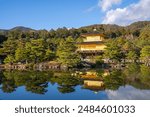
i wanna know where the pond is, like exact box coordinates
[0,63,150,100]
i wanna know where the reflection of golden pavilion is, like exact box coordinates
[84,80,104,87]
[77,33,106,54]
[81,71,98,79]
[80,70,110,79]
[83,80,104,92]
[79,70,110,92]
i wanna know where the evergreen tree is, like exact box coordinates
[140,46,150,61]
[56,37,81,67]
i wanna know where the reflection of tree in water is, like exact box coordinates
[25,76,48,94]
[50,73,82,94]
[0,72,3,85]
[0,71,81,94]
[122,64,150,89]
[140,65,150,85]
[0,71,53,94]
[58,86,75,94]
[104,70,124,90]
[1,79,16,93]
[103,63,150,90]
[1,71,17,93]
[21,71,53,94]
[123,63,140,81]
[0,64,149,94]
[123,63,142,89]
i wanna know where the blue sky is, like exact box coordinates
[0,0,150,30]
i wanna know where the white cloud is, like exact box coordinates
[98,0,122,12]
[106,85,150,100]
[102,0,150,25]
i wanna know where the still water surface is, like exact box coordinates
[0,64,150,100]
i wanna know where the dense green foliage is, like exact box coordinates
[104,24,150,61]
[140,46,150,61]
[56,37,81,67]
[0,21,150,66]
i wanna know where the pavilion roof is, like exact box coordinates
[76,41,105,45]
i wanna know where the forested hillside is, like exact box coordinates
[0,21,150,67]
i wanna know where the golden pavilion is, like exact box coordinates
[77,32,106,60]
[77,33,106,53]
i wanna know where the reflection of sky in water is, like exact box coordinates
[0,84,150,100]
[106,85,150,100]
[0,83,108,100]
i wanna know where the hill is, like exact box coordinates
[127,21,150,30]
[0,21,150,40]
[79,21,150,38]
[10,26,35,31]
